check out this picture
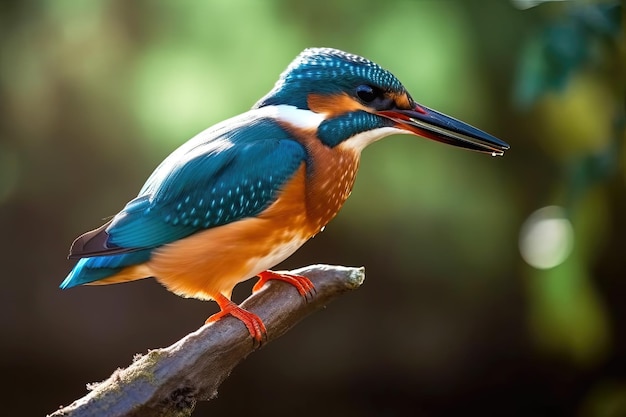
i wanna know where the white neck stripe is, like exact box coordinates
[257,105,325,129]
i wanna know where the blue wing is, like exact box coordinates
[69,112,307,258]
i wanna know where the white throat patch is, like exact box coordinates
[338,126,409,153]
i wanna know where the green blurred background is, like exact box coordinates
[1,0,625,415]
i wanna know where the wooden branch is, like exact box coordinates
[49,264,365,417]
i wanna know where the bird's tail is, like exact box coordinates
[60,249,153,289]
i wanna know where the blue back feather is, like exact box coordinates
[107,114,306,249]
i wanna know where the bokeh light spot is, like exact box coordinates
[519,206,574,269]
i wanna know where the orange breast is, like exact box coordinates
[286,125,361,233]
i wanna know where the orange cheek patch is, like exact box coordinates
[307,93,368,117]
[308,92,413,116]
[390,92,411,109]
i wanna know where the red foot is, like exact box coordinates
[253,270,315,298]
[206,293,266,343]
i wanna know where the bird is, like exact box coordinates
[62,47,509,342]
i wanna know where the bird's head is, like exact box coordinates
[254,47,509,154]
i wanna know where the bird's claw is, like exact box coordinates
[253,270,316,301]
[207,295,267,346]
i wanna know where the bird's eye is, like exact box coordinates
[356,85,378,103]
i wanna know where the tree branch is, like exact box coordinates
[49,264,365,417]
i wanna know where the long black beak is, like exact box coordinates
[379,104,510,155]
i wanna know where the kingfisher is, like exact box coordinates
[62,48,509,341]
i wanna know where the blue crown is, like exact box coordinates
[254,48,405,109]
